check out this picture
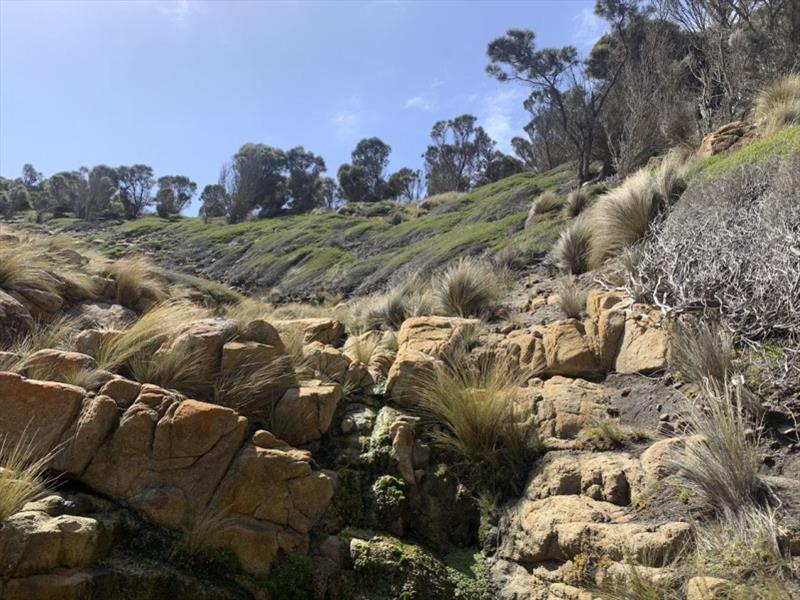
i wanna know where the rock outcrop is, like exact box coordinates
[0,371,334,575]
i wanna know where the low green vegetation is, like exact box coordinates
[39,166,572,300]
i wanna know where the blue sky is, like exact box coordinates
[0,0,604,214]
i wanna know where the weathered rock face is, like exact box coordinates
[0,371,335,575]
[697,120,758,158]
[614,305,669,374]
[0,290,34,345]
[386,316,481,406]
[497,495,690,566]
[273,384,343,446]
[542,320,599,378]
[69,301,137,330]
[21,349,97,380]
[527,376,614,441]
[273,318,344,345]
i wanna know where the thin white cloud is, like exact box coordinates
[572,6,607,52]
[405,95,434,111]
[332,111,359,138]
[331,96,366,138]
[154,0,194,27]
[480,89,526,153]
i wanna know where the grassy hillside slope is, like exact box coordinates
[43,164,573,299]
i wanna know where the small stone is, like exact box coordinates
[341,416,355,434]
[659,413,670,422]
[655,403,663,412]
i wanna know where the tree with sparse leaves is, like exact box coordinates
[285,146,327,212]
[386,168,424,202]
[486,1,637,184]
[423,114,495,194]
[117,164,156,219]
[156,175,196,217]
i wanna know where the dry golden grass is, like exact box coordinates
[412,352,540,493]
[673,382,770,516]
[670,319,735,387]
[348,277,434,333]
[344,332,382,365]
[103,256,169,310]
[0,244,61,298]
[128,345,214,399]
[223,297,274,323]
[562,188,593,218]
[0,431,54,521]
[531,190,564,215]
[692,506,790,585]
[94,301,208,372]
[433,258,506,319]
[2,315,81,365]
[212,356,296,424]
[556,277,587,319]
[587,152,689,270]
[182,503,233,556]
[550,216,592,275]
[752,73,800,135]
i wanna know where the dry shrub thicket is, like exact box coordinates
[629,158,800,381]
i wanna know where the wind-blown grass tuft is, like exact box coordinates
[0,431,54,522]
[412,352,540,494]
[556,277,587,319]
[752,73,800,135]
[672,382,770,516]
[433,258,506,319]
[550,217,592,275]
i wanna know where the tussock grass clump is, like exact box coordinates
[2,315,80,357]
[550,217,592,275]
[594,564,681,600]
[180,503,233,557]
[344,333,381,365]
[588,153,688,270]
[587,170,662,269]
[349,277,434,332]
[128,345,214,399]
[670,319,735,387]
[213,356,296,424]
[692,506,790,584]
[223,297,273,323]
[0,432,53,521]
[525,191,563,228]
[412,353,540,493]
[95,302,208,372]
[556,277,587,319]
[581,419,625,450]
[433,258,506,319]
[562,188,593,219]
[0,245,61,298]
[673,382,770,516]
[752,73,800,135]
[103,256,169,310]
